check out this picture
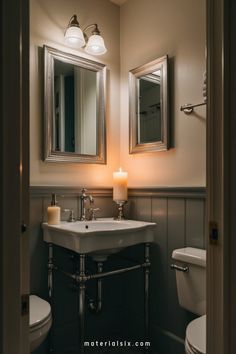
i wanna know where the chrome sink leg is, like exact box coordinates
[78,254,86,354]
[144,243,150,353]
[88,262,103,314]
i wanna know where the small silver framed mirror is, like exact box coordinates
[44,45,106,164]
[129,55,169,154]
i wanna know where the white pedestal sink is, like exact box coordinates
[43,218,156,352]
[42,218,156,261]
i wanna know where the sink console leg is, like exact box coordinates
[144,243,150,354]
[88,262,103,314]
[78,254,86,354]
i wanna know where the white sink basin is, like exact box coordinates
[42,218,156,260]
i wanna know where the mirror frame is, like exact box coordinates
[129,55,169,154]
[43,45,107,164]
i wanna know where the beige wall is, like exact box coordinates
[30,0,120,186]
[120,0,206,186]
[30,0,206,187]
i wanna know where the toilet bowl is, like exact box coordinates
[29,295,52,352]
[171,247,206,354]
[185,315,206,354]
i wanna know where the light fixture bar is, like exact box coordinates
[65,16,107,55]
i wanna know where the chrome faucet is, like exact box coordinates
[79,188,94,221]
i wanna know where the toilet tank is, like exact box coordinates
[172,247,206,316]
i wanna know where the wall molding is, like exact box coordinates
[128,187,206,198]
[29,186,112,197]
[30,186,206,198]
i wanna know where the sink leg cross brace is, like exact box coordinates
[47,243,151,354]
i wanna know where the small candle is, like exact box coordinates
[113,168,128,201]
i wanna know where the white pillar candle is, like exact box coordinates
[47,206,61,225]
[113,168,128,201]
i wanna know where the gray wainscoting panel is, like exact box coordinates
[29,186,206,354]
[91,196,117,218]
[150,198,168,331]
[135,197,152,221]
[126,196,137,220]
[167,199,186,338]
[167,198,186,251]
[30,197,48,297]
[185,199,206,248]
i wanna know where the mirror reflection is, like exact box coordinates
[54,59,97,155]
[44,45,106,164]
[129,55,169,154]
[138,69,161,144]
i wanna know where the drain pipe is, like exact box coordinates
[88,262,103,314]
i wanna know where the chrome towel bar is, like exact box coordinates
[180,102,206,115]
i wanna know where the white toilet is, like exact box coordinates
[172,247,206,354]
[30,295,52,352]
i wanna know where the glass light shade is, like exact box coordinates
[85,34,107,55]
[65,26,85,47]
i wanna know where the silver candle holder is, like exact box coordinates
[114,200,127,220]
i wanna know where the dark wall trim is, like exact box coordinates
[29,186,112,197]
[128,187,206,198]
[30,186,206,198]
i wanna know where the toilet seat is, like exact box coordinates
[30,295,52,330]
[185,315,206,354]
[29,295,52,352]
[185,338,200,354]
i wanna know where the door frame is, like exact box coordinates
[206,0,235,353]
[0,0,29,353]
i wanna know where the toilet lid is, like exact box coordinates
[186,315,206,354]
[30,295,51,328]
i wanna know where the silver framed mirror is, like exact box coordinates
[43,45,106,164]
[129,55,169,154]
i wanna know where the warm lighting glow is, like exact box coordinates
[113,168,128,201]
[85,34,107,55]
[65,26,85,47]
[65,15,85,47]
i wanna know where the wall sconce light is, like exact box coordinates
[65,15,107,55]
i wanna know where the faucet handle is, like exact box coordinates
[81,188,87,196]
[89,195,94,204]
[62,209,76,222]
[88,208,100,221]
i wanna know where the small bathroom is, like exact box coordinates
[29,0,206,354]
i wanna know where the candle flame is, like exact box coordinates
[119,167,122,172]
